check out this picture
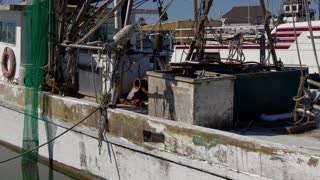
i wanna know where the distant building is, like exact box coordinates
[140,20,222,44]
[0,0,23,5]
[141,20,222,32]
[222,6,272,26]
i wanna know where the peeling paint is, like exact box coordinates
[308,157,319,167]
[215,148,227,163]
[270,155,285,162]
[192,135,218,150]
[1,81,320,180]
[79,141,87,167]
[109,112,144,143]
[159,159,170,178]
[297,158,304,164]
[166,125,280,156]
[147,121,166,134]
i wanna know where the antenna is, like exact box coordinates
[247,0,250,25]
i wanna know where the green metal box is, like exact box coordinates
[233,70,301,122]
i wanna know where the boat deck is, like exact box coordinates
[233,122,320,156]
[117,104,148,115]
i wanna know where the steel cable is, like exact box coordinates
[0,106,101,164]
[291,0,304,76]
[0,103,231,179]
[304,0,320,74]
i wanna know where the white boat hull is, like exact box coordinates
[0,82,319,180]
[171,21,320,73]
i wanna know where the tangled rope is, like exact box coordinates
[227,33,245,63]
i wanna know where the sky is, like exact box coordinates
[136,0,320,23]
[0,0,22,4]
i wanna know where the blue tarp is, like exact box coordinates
[0,0,23,5]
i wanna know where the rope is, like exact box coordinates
[0,102,230,179]
[146,0,174,34]
[264,0,283,65]
[291,1,304,76]
[293,93,307,102]
[205,18,223,45]
[292,0,320,123]
[227,34,245,63]
[179,21,197,63]
[304,0,320,75]
[0,106,101,164]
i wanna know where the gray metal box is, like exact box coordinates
[148,71,235,130]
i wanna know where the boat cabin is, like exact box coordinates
[281,0,316,22]
[0,3,25,81]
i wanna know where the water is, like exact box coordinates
[0,144,74,180]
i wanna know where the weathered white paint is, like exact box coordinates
[148,71,235,129]
[0,82,319,180]
[0,105,257,180]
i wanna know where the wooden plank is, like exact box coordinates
[286,121,318,134]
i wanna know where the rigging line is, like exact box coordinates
[0,102,119,180]
[94,0,115,24]
[0,103,95,143]
[179,21,197,63]
[133,0,148,9]
[0,102,231,179]
[0,106,101,164]
[206,19,223,45]
[137,9,166,54]
[304,0,320,74]
[136,9,160,52]
[80,0,127,43]
[106,141,122,180]
[79,0,148,38]
[97,0,147,20]
[268,0,282,65]
[90,50,99,102]
[291,1,304,76]
[103,136,231,179]
[112,0,148,18]
[147,0,174,34]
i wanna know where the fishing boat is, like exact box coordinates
[0,1,319,180]
[171,0,320,74]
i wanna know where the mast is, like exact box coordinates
[185,0,213,61]
[194,0,199,59]
[114,0,122,32]
[185,0,199,61]
[260,0,278,66]
[194,0,198,29]
[124,0,133,26]
[247,1,250,25]
[198,0,213,61]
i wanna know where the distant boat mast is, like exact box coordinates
[186,0,214,61]
[260,0,278,66]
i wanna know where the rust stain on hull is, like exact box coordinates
[308,157,319,167]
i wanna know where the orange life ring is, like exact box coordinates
[1,47,16,80]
